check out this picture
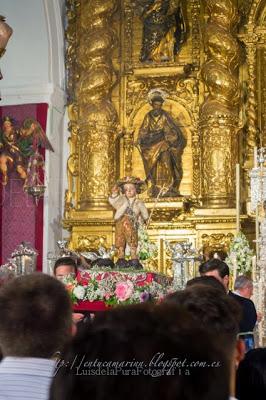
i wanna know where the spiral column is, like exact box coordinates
[200,0,241,207]
[75,0,118,210]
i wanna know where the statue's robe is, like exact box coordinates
[138,109,186,195]
[140,0,187,62]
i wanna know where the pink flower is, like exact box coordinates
[115,281,134,302]
[104,293,111,300]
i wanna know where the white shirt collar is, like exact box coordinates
[0,357,56,377]
[232,290,243,297]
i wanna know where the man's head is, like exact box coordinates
[151,95,164,114]
[164,286,244,397]
[236,348,266,400]
[199,259,230,290]
[50,303,230,400]
[0,273,73,358]
[2,116,14,135]
[186,275,226,294]
[54,257,77,280]
[165,286,241,347]
[207,250,228,261]
[234,275,253,299]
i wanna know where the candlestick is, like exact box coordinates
[236,164,240,233]
[254,147,258,168]
[252,255,256,281]
[232,252,237,285]
[255,205,260,258]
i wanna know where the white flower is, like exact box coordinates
[225,232,254,274]
[73,285,86,300]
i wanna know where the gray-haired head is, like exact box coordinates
[234,275,253,291]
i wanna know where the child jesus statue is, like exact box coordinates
[108,176,149,269]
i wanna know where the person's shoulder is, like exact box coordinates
[236,294,255,306]
[229,292,255,307]
[228,291,246,304]
[242,297,256,310]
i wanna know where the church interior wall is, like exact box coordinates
[0,0,68,271]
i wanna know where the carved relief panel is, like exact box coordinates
[112,0,202,200]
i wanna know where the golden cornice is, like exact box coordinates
[63,214,247,230]
[129,64,186,76]
[199,113,240,125]
[63,219,114,229]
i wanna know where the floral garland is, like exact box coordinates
[137,225,157,261]
[225,232,254,275]
[63,270,170,306]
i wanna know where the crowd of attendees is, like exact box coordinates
[0,255,264,400]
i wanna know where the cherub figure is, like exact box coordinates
[19,117,54,154]
[0,117,26,185]
[108,176,149,269]
[0,116,54,186]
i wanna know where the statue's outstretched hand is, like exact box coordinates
[111,184,120,195]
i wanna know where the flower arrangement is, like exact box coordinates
[63,270,169,306]
[137,225,157,261]
[225,232,254,275]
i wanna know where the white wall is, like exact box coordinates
[0,0,49,87]
[0,0,68,271]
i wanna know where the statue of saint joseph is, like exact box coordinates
[137,91,186,197]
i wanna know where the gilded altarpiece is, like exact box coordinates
[64,0,260,275]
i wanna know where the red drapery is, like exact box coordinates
[0,103,48,270]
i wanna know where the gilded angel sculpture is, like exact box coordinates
[135,0,187,62]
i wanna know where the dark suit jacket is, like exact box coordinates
[229,291,257,332]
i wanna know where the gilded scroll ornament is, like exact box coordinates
[201,232,234,255]
[191,0,201,69]
[76,235,108,252]
[123,129,134,176]
[65,0,79,104]
[65,103,79,212]
[137,89,186,197]
[200,0,241,207]
[136,0,187,62]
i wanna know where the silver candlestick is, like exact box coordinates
[166,242,202,290]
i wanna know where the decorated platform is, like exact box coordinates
[64,268,172,312]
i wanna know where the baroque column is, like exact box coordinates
[67,0,118,213]
[200,0,241,207]
[242,32,259,166]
